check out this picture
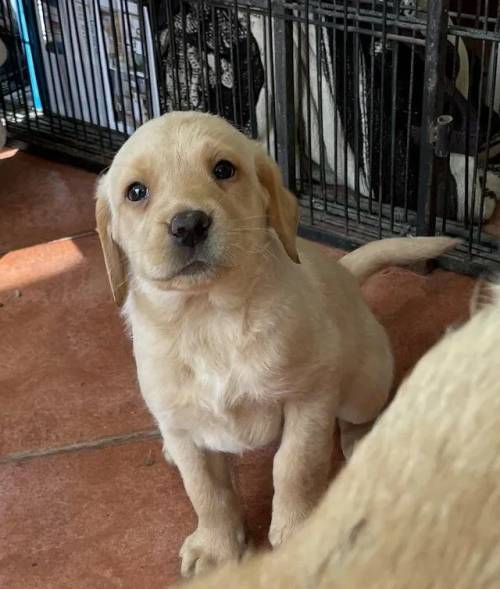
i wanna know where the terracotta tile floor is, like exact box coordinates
[0,148,477,588]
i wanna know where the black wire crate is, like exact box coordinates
[1,0,500,275]
[0,0,160,163]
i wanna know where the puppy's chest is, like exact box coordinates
[172,328,277,405]
[134,312,285,451]
[146,349,282,452]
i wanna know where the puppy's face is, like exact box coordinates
[96,112,299,304]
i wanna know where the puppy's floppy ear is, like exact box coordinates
[256,149,300,263]
[95,173,128,307]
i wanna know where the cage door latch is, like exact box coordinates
[430,115,454,158]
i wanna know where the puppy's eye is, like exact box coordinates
[126,182,149,202]
[213,160,235,180]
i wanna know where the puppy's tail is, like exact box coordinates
[470,278,500,317]
[340,236,459,284]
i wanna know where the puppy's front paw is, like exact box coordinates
[162,444,175,465]
[179,524,246,577]
[269,509,306,548]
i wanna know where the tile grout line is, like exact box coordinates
[52,229,98,243]
[0,428,161,465]
[0,229,98,257]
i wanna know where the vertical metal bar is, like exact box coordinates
[44,1,72,126]
[53,1,78,125]
[10,0,32,127]
[1,2,18,124]
[211,5,222,115]
[305,0,313,205]
[353,0,360,224]
[377,0,387,239]
[4,1,23,121]
[451,1,470,230]
[329,3,337,205]
[80,0,108,141]
[267,0,277,160]
[478,5,500,241]
[315,1,326,212]
[403,33,416,222]
[67,0,92,136]
[440,154,451,234]
[180,0,189,109]
[229,3,239,126]
[297,11,305,195]
[137,1,154,119]
[0,2,8,123]
[262,7,270,152]
[108,0,127,133]
[16,0,41,126]
[63,0,89,140]
[125,0,145,124]
[94,0,119,133]
[437,119,453,236]
[367,0,376,214]
[273,1,295,191]
[469,0,489,251]
[343,0,349,233]
[434,114,453,235]
[17,0,45,121]
[118,0,137,130]
[416,0,450,236]
[389,0,400,233]
[165,0,180,109]
[198,0,211,113]
[245,8,256,137]
[233,0,243,130]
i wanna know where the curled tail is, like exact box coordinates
[340,237,459,284]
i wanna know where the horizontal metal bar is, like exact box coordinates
[284,0,427,26]
[282,7,427,35]
[197,0,270,13]
[282,13,426,45]
[448,25,500,43]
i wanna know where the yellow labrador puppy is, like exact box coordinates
[95,111,456,576]
[179,281,500,588]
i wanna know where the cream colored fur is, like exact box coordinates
[95,111,457,577]
[178,282,500,589]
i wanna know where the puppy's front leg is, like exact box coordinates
[163,432,246,577]
[269,396,336,547]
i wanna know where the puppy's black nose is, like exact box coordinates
[169,210,212,248]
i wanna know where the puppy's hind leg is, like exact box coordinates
[337,419,375,461]
[337,338,393,460]
[270,392,338,548]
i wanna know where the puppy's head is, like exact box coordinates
[96,112,299,305]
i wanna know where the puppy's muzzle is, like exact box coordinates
[169,210,212,248]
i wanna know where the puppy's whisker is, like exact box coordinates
[231,240,278,262]
[113,277,129,291]
[259,243,279,264]
[225,228,268,233]
[236,214,267,221]
[122,245,167,257]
